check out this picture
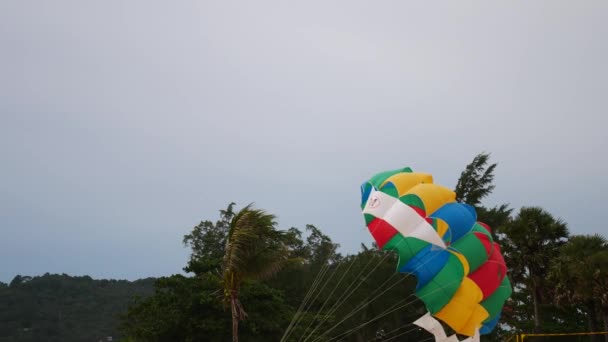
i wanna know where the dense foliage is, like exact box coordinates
[122,213,430,341]
[0,274,154,342]
[455,154,608,341]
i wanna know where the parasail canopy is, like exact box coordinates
[360,167,512,338]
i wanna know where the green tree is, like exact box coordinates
[499,207,569,333]
[304,224,341,265]
[551,234,608,341]
[476,204,513,232]
[454,152,497,206]
[120,273,292,342]
[0,273,155,342]
[454,153,513,243]
[222,204,290,342]
[183,202,236,275]
[123,203,302,342]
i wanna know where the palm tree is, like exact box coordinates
[499,206,569,333]
[222,204,289,342]
[454,153,513,243]
[551,234,608,341]
[454,152,497,206]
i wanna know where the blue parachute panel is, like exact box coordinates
[430,203,477,242]
[399,244,450,290]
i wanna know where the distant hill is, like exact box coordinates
[0,273,155,342]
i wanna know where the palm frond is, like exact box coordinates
[223,204,282,286]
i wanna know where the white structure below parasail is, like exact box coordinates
[413,313,480,342]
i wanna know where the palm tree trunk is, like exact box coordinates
[231,292,239,342]
[586,301,601,342]
[532,285,541,333]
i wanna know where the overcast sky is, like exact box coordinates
[1,1,607,283]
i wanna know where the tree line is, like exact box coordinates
[0,274,155,341]
[120,153,608,341]
[2,153,606,341]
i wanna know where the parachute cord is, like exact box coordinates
[281,263,330,342]
[294,261,347,342]
[301,260,400,342]
[283,263,332,342]
[327,278,463,342]
[299,252,392,342]
[299,253,382,334]
[319,277,463,342]
[322,298,418,342]
[319,250,451,337]
[308,245,448,342]
[296,256,359,342]
[312,271,406,340]
[311,218,419,323]
[313,281,416,342]
[283,263,331,342]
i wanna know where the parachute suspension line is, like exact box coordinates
[321,278,464,342]
[280,263,331,342]
[308,240,448,341]
[298,263,350,341]
[284,263,333,342]
[299,251,393,342]
[301,260,402,342]
[322,298,419,342]
[314,253,461,342]
[304,246,413,341]
[322,298,418,342]
[309,271,406,341]
[296,256,359,342]
[297,262,354,328]
[283,263,332,342]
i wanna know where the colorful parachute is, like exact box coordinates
[360,167,512,339]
